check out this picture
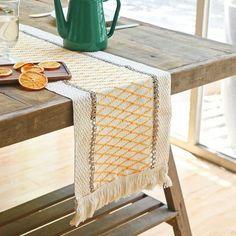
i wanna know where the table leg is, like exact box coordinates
[164,147,192,236]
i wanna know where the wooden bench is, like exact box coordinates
[0,185,178,236]
[0,150,191,236]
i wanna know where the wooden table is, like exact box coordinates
[1,0,236,235]
[1,0,236,148]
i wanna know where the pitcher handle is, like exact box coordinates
[106,0,121,38]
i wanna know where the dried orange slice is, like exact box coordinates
[19,71,48,90]
[38,61,61,70]
[0,68,13,77]
[21,65,44,73]
[13,62,29,70]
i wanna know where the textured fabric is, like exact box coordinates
[14,25,172,226]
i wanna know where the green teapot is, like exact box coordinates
[54,0,121,52]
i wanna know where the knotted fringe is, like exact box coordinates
[70,166,172,227]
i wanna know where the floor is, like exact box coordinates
[0,128,235,236]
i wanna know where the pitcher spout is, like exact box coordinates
[54,0,68,38]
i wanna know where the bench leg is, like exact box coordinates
[164,147,192,236]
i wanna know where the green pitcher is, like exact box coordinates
[54,0,121,52]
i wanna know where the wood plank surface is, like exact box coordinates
[0,85,72,148]
[19,0,236,93]
[0,93,29,114]
[67,197,163,236]
[2,0,236,146]
[1,185,170,236]
[0,197,75,235]
[0,184,74,226]
[101,206,177,236]
[28,193,145,236]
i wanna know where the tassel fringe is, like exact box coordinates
[70,166,172,227]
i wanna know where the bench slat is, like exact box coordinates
[0,197,75,236]
[0,184,74,226]
[27,193,145,236]
[66,196,162,236]
[102,205,178,236]
[0,183,178,236]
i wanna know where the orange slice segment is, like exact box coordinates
[0,68,13,77]
[13,62,29,70]
[21,65,44,73]
[19,71,48,90]
[38,61,61,70]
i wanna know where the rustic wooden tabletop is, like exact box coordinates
[1,0,236,147]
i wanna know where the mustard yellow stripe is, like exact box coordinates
[94,125,152,174]
[115,86,153,100]
[95,152,149,167]
[95,144,148,156]
[96,92,153,111]
[96,113,152,142]
[95,124,152,151]
[95,150,149,181]
[130,81,154,90]
[95,161,145,172]
[97,102,151,118]
[96,133,150,148]
[97,113,151,129]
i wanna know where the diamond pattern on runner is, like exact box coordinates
[93,81,154,188]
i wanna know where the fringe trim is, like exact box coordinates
[70,166,172,227]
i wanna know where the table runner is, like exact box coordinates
[13,25,172,226]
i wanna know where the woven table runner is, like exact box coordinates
[13,25,172,226]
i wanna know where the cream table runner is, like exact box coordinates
[13,25,172,226]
